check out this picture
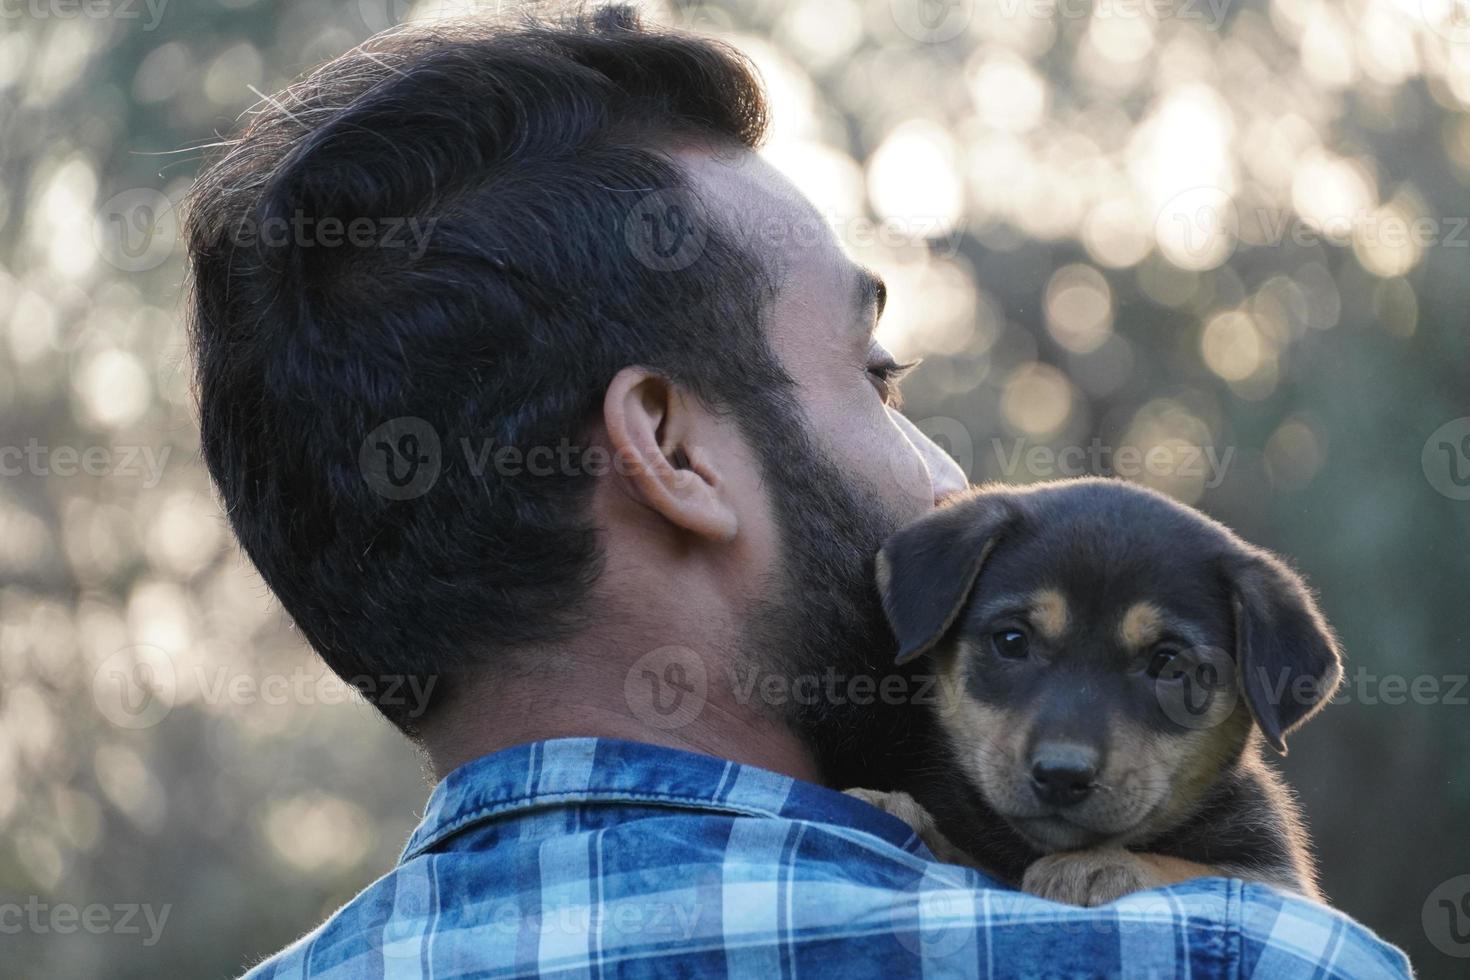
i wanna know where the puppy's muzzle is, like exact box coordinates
[1029,744,1099,808]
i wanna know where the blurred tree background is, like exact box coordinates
[1,0,1467,975]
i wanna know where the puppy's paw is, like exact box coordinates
[844,789,971,865]
[1021,849,1156,907]
[844,788,935,836]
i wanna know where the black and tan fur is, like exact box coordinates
[855,478,1343,907]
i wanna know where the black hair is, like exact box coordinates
[184,6,785,733]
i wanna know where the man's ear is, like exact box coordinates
[602,366,738,542]
[876,490,1015,665]
[1228,549,1343,754]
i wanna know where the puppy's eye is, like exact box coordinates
[1146,645,1184,680]
[991,629,1030,660]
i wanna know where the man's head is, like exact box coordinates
[185,7,962,762]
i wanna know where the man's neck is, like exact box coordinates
[422,653,824,787]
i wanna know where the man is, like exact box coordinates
[186,7,1410,977]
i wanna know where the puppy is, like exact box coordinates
[853,477,1343,907]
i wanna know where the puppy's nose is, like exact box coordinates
[1030,746,1099,808]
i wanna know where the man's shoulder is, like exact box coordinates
[239,809,1412,979]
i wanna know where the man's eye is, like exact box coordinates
[866,355,919,407]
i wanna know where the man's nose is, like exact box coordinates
[888,410,968,506]
[1029,744,1099,808]
[920,434,967,505]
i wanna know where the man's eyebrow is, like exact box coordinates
[854,266,887,324]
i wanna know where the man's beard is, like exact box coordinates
[736,413,931,790]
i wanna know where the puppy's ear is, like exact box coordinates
[877,492,1015,665]
[1228,549,1343,754]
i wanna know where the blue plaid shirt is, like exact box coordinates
[242,737,1411,978]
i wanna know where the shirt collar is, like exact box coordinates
[400,736,928,861]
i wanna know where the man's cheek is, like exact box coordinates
[811,392,931,515]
